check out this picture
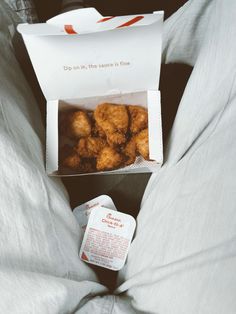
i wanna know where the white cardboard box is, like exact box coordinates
[18,8,164,176]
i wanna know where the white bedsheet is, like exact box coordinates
[0,0,236,313]
[4,0,38,23]
[0,2,107,313]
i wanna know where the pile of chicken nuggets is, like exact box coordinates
[59,103,149,174]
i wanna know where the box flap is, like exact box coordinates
[18,8,163,100]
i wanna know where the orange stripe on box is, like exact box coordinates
[116,16,144,28]
[97,16,115,23]
[81,252,89,261]
[64,25,77,34]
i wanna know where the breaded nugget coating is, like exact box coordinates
[94,103,129,146]
[68,110,92,138]
[76,137,107,158]
[128,105,148,134]
[106,132,127,147]
[123,138,137,165]
[59,103,151,173]
[92,122,106,138]
[135,128,149,160]
[96,147,124,171]
[62,152,81,170]
[80,158,96,173]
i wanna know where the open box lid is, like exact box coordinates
[18,8,163,100]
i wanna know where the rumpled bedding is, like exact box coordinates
[0,0,236,313]
[0,2,107,313]
[4,0,38,23]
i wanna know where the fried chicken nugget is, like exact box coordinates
[61,152,81,170]
[92,121,106,138]
[94,103,129,146]
[79,158,96,173]
[67,110,92,138]
[96,146,124,171]
[106,132,127,147]
[128,105,148,134]
[123,138,137,165]
[91,112,106,138]
[135,128,149,160]
[76,137,107,158]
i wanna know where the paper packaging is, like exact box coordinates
[80,206,136,271]
[18,8,164,176]
[73,195,117,231]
